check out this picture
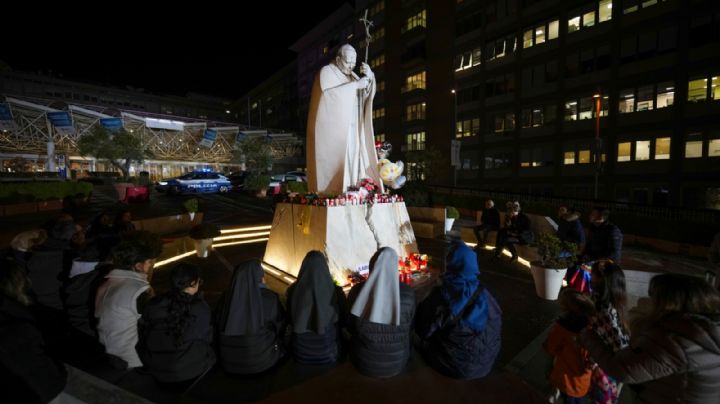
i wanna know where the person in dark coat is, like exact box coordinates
[556,205,585,248]
[137,263,215,383]
[494,201,533,261]
[583,207,623,264]
[0,258,67,404]
[347,247,416,378]
[581,274,720,404]
[473,199,501,246]
[217,260,286,374]
[286,251,347,364]
[415,240,502,379]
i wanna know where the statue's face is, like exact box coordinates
[337,49,357,74]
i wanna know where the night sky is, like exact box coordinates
[1,1,351,99]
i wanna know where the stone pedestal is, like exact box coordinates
[263,202,418,281]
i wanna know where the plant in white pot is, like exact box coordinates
[183,198,200,222]
[445,206,460,233]
[189,223,220,258]
[531,232,578,300]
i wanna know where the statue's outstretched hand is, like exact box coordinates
[360,62,374,80]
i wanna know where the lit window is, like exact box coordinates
[406,131,426,151]
[656,82,674,108]
[618,142,632,162]
[568,16,580,33]
[565,101,578,121]
[583,11,596,27]
[403,71,426,92]
[404,10,427,32]
[636,85,654,111]
[494,114,505,133]
[641,0,658,6]
[578,150,591,164]
[375,133,385,142]
[579,98,593,120]
[685,141,703,158]
[635,140,651,160]
[655,137,671,159]
[619,89,635,113]
[523,30,533,48]
[548,20,559,40]
[624,0,638,14]
[709,138,720,157]
[688,78,707,102]
[535,26,546,44]
[712,76,720,100]
[564,151,576,164]
[599,0,613,22]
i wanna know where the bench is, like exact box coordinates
[407,206,446,239]
[463,211,559,266]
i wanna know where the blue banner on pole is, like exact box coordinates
[0,103,16,131]
[47,111,76,135]
[0,103,12,120]
[100,118,123,131]
[199,128,217,148]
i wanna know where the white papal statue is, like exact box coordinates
[306,44,382,195]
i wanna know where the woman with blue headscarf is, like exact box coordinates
[415,240,502,379]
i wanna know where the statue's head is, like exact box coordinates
[335,44,357,75]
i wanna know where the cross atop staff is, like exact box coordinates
[359,9,374,64]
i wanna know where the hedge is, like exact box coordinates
[0,181,93,203]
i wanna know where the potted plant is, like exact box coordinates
[530,232,578,300]
[246,174,271,197]
[445,206,460,232]
[183,198,199,221]
[189,223,220,258]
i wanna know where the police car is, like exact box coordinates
[156,171,232,194]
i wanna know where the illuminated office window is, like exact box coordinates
[685,141,703,158]
[617,142,632,162]
[578,150,591,164]
[687,78,707,102]
[654,137,671,159]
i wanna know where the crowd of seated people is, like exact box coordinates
[2,207,719,403]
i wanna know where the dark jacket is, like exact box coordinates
[347,282,416,378]
[26,239,73,311]
[286,284,347,364]
[481,207,500,228]
[504,212,534,244]
[137,294,216,383]
[0,296,67,404]
[582,313,720,404]
[556,214,585,247]
[415,287,502,379]
[217,288,286,374]
[61,263,113,337]
[585,221,623,263]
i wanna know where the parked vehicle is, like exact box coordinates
[156,171,231,194]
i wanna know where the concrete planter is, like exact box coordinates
[37,199,64,212]
[530,264,567,300]
[132,212,203,236]
[3,202,37,216]
[193,238,213,258]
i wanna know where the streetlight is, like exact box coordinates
[593,92,602,200]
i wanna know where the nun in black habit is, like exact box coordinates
[286,251,348,364]
[217,260,286,374]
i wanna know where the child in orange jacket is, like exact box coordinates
[543,289,596,403]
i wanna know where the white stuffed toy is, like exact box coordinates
[375,141,406,190]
